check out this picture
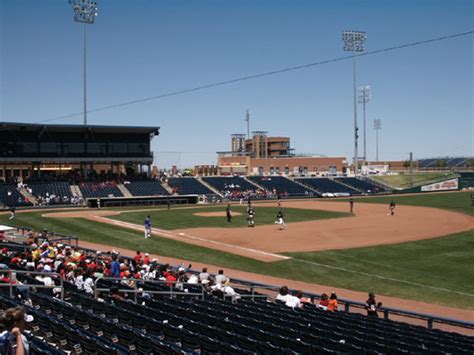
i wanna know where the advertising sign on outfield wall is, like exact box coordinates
[421,178,458,192]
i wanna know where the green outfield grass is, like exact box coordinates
[370,172,457,188]
[341,191,473,216]
[0,193,472,309]
[109,205,349,230]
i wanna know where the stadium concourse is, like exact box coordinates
[0,235,473,354]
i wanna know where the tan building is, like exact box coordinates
[228,131,293,158]
[217,155,347,176]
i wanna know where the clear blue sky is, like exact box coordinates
[1,0,472,168]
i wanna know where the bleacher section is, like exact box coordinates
[419,157,470,169]
[78,182,124,198]
[335,177,386,194]
[125,181,170,196]
[167,177,214,195]
[459,172,474,189]
[418,159,438,168]
[202,176,257,194]
[296,178,359,195]
[0,183,32,207]
[1,240,473,354]
[1,284,473,354]
[29,182,74,204]
[249,176,312,196]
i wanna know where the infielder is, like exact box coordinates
[144,215,152,238]
[274,209,287,230]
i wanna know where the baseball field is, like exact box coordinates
[1,191,473,311]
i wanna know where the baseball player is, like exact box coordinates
[144,215,152,238]
[388,200,396,216]
[226,204,232,223]
[9,207,16,220]
[247,207,255,227]
[274,209,287,230]
[349,198,354,213]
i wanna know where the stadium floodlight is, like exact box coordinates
[343,30,367,175]
[373,118,382,162]
[358,85,371,161]
[69,0,99,126]
[70,0,98,24]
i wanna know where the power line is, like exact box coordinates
[36,30,473,124]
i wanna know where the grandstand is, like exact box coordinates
[334,177,386,194]
[79,182,124,198]
[296,178,359,195]
[202,176,261,199]
[1,239,473,354]
[249,176,312,196]
[125,180,170,197]
[0,183,32,207]
[167,177,214,195]
[418,157,471,169]
[28,182,74,205]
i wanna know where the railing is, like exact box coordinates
[0,269,64,301]
[93,276,205,303]
[231,277,474,332]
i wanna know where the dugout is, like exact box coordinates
[88,195,198,208]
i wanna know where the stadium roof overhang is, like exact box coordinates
[0,122,160,136]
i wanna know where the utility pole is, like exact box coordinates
[409,152,414,188]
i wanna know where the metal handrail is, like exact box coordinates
[0,269,64,301]
[229,277,474,331]
[93,276,205,302]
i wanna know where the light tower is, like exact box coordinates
[358,85,371,161]
[373,118,382,162]
[343,30,367,175]
[245,109,250,140]
[69,0,98,126]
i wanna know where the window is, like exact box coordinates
[284,166,290,175]
[276,167,280,175]
[23,142,38,154]
[63,143,85,154]
[109,143,127,153]
[87,142,107,154]
[40,142,61,154]
[22,169,29,178]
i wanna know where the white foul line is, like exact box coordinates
[293,258,474,297]
[93,216,289,261]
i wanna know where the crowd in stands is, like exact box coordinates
[0,229,387,319]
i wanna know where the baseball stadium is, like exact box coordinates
[1,1,473,354]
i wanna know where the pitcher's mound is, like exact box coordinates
[193,212,243,217]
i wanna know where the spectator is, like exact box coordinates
[0,306,32,355]
[296,290,311,306]
[110,255,120,278]
[83,270,95,295]
[284,290,301,309]
[365,292,383,317]
[215,269,226,285]
[328,292,338,312]
[199,267,210,283]
[318,293,329,310]
[110,286,126,302]
[276,286,291,303]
